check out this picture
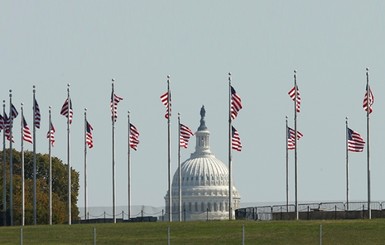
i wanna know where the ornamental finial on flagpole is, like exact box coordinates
[366,67,369,72]
[21,102,23,107]
[33,85,36,92]
[167,75,170,79]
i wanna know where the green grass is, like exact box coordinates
[1,219,385,244]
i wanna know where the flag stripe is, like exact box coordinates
[60,98,73,124]
[47,122,56,146]
[287,126,303,150]
[22,116,33,144]
[160,91,171,119]
[363,85,374,114]
[288,86,301,113]
[111,92,123,122]
[34,99,41,129]
[86,121,94,149]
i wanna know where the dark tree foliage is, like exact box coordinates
[0,149,79,225]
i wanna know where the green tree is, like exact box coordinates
[0,149,79,225]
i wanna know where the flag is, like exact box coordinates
[347,128,365,152]
[3,113,12,142]
[22,116,33,144]
[10,103,19,120]
[288,86,301,113]
[231,126,242,151]
[363,85,374,114]
[160,91,171,119]
[34,98,41,129]
[287,127,303,150]
[60,98,73,124]
[110,92,123,122]
[0,115,3,131]
[86,120,94,149]
[47,122,55,146]
[179,123,194,148]
[230,86,242,120]
[129,123,140,151]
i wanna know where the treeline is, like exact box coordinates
[0,149,79,225]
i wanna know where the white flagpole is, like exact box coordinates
[20,103,25,226]
[66,84,72,225]
[293,70,299,220]
[2,100,6,226]
[127,111,131,220]
[32,85,37,225]
[166,75,172,222]
[112,79,116,223]
[84,108,88,221]
[345,117,349,211]
[9,90,14,226]
[48,106,52,225]
[365,68,371,219]
[228,72,233,220]
[178,113,182,222]
[285,116,289,212]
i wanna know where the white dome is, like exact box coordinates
[165,106,240,221]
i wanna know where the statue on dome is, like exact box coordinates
[200,105,206,120]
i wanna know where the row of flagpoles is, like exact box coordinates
[1,69,374,225]
[286,68,374,220]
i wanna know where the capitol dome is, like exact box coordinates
[165,106,240,221]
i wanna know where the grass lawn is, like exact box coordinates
[1,219,385,244]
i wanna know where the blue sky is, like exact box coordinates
[1,1,385,209]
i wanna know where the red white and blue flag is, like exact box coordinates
[231,126,242,152]
[160,91,171,119]
[230,86,242,120]
[60,98,73,124]
[86,120,94,149]
[22,116,33,144]
[363,85,374,114]
[47,121,56,146]
[129,123,140,151]
[34,98,41,129]
[288,86,301,113]
[347,128,365,152]
[179,123,194,148]
[111,92,123,122]
[287,127,303,150]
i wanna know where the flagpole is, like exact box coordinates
[293,70,299,220]
[21,103,25,226]
[84,108,88,221]
[9,90,14,226]
[366,68,371,219]
[345,117,349,211]
[178,113,182,222]
[32,85,37,225]
[166,75,172,222]
[48,106,52,225]
[127,111,131,221]
[228,72,233,220]
[2,100,6,226]
[66,84,72,225]
[285,116,289,212]
[111,79,116,223]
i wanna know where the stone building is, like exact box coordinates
[164,106,240,221]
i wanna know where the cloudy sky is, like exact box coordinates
[1,1,385,211]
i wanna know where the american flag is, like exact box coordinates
[22,116,33,144]
[60,98,73,124]
[4,113,13,142]
[86,120,94,149]
[363,85,374,114]
[230,86,242,120]
[231,126,242,152]
[179,123,194,149]
[110,92,123,122]
[129,123,140,151]
[160,91,171,119]
[347,128,365,152]
[0,115,3,131]
[10,103,19,120]
[287,127,303,150]
[47,121,55,146]
[288,86,301,113]
[34,98,41,129]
